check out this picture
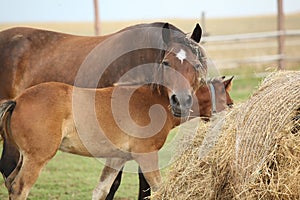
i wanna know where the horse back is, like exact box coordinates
[0,27,106,99]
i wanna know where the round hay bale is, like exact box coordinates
[154,71,300,200]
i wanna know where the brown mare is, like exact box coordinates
[0,22,206,199]
[107,76,234,199]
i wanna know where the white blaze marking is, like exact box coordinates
[176,49,186,64]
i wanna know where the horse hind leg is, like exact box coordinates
[8,155,49,200]
[5,153,23,190]
[0,136,20,179]
[93,158,126,200]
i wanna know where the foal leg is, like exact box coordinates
[105,166,124,200]
[8,155,49,200]
[93,158,126,200]
[0,139,20,179]
[133,152,161,193]
[5,154,23,190]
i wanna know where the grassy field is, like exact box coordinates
[0,13,299,199]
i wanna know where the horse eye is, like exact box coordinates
[195,64,201,69]
[162,60,170,66]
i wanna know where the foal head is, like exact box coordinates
[158,23,207,117]
[194,76,234,119]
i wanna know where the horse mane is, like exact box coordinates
[206,77,223,84]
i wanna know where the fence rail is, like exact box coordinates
[203,30,300,43]
[202,29,300,68]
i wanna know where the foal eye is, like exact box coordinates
[195,64,201,69]
[162,60,170,66]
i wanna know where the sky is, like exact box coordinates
[0,0,300,23]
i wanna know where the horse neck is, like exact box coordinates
[119,85,180,128]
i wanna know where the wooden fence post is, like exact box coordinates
[94,0,100,36]
[201,12,207,36]
[277,0,285,70]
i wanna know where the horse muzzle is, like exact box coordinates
[170,93,193,117]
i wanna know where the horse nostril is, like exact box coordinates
[170,94,193,108]
[170,94,179,106]
[186,95,193,107]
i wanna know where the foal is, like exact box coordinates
[0,81,198,200]
[106,76,234,200]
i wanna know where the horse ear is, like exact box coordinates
[191,23,202,43]
[162,23,171,44]
[223,76,234,92]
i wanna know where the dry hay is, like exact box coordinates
[154,70,300,200]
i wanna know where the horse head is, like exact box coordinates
[158,23,207,117]
[194,76,234,119]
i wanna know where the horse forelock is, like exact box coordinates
[167,36,207,78]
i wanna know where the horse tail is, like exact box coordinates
[0,100,16,140]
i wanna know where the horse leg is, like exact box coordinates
[0,136,20,179]
[105,166,124,200]
[5,154,23,190]
[138,166,151,200]
[133,152,161,193]
[8,155,49,200]
[93,158,126,200]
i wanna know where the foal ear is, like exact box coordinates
[191,23,202,43]
[162,23,171,44]
[223,76,234,92]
